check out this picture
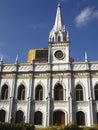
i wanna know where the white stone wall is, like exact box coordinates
[0,62,98,127]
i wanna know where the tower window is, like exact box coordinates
[58,36,61,42]
[64,36,66,41]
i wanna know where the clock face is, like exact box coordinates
[54,50,64,60]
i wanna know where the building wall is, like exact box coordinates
[0,62,98,127]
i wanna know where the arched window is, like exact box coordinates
[15,110,24,123]
[53,110,65,125]
[0,109,6,122]
[34,111,42,125]
[18,85,25,100]
[35,85,43,100]
[54,83,63,100]
[95,85,98,100]
[1,85,8,99]
[97,112,98,124]
[58,36,61,42]
[52,37,54,42]
[76,111,85,125]
[76,85,83,101]
[63,36,66,41]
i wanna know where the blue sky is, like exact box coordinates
[0,0,98,63]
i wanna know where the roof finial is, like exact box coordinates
[0,55,3,64]
[58,1,60,7]
[85,51,88,62]
[66,31,69,41]
[15,54,18,64]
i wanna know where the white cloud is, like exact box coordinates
[75,7,98,27]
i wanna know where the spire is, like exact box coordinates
[54,2,64,31]
[15,54,18,64]
[49,3,69,43]
[85,52,88,62]
[0,55,3,64]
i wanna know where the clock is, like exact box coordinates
[54,50,64,60]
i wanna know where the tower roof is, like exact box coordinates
[53,3,64,31]
[49,3,69,43]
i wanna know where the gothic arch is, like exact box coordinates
[75,83,84,101]
[54,81,66,89]
[76,111,85,125]
[0,109,6,122]
[18,82,27,91]
[75,81,85,90]
[17,84,25,100]
[35,84,43,100]
[15,110,24,123]
[96,112,98,124]
[1,84,9,100]
[34,111,43,125]
[94,84,98,100]
[53,110,66,125]
[54,83,64,100]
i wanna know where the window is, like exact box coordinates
[15,110,24,123]
[76,111,85,125]
[76,85,83,101]
[95,85,98,100]
[35,85,43,100]
[63,36,66,41]
[18,85,25,100]
[0,109,6,122]
[97,112,98,124]
[34,111,42,125]
[58,36,61,42]
[1,85,8,99]
[54,84,63,100]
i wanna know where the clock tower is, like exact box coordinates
[48,3,70,64]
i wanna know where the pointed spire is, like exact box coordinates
[15,54,18,64]
[49,3,69,43]
[66,31,69,41]
[54,2,64,30]
[0,55,3,64]
[85,52,88,62]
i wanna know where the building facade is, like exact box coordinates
[0,3,98,127]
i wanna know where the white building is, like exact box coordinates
[0,3,98,127]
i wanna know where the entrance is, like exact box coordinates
[53,111,65,125]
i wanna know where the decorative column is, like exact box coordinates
[27,74,33,123]
[8,62,18,123]
[68,73,72,124]
[27,60,34,123]
[87,73,93,126]
[46,61,52,126]
[0,58,3,99]
[86,62,93,126]
[46,92,51,126]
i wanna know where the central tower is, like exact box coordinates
[48,3,70,64]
